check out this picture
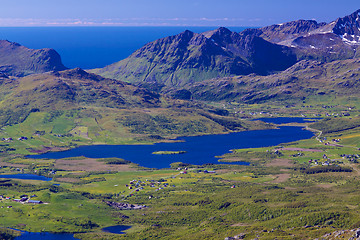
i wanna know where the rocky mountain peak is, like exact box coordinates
[175,30,195,42]
[202,27,232,39]
[252,20,326,44]
[331,9,360,44]
[212,27,232,36]
[53,67,108,83]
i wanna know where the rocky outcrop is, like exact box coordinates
[246,20,326,44]
[250,9,360,62]
[0,40,67,77]
[105,201,147,210]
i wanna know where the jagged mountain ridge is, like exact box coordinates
[93,9,360,90]
[252,9,360,61]
[243,20,327,44]
[92,28,296,88]
[0,40,67,77]
[248,9,360,47]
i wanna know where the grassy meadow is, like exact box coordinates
[1,108,360,239]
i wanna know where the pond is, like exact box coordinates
[28,126,314,169]
[12,225,131,239]
[102,225,132,234]
[253,117,322,124]
[0,174,52,181]
[14,231,78,240]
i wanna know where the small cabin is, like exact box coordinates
[27,200,42,204]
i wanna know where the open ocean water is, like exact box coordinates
[0,26,248,69]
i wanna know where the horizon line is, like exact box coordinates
[0,25,258,28]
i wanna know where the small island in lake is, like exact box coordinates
[152,151,187,155]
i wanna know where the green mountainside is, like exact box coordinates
[171,58,360,105]
[93,10,360,92]
[0,40,67,77]
[92,28,297,88]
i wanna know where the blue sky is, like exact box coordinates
[0,0,359,27]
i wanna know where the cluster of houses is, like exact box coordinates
[319,137,342,146]
[341,154,359,163]
[176,167,216,174]
[1,137,13,142]
[122,169,217,198]
[1,136,29,142]
[291,152,304,157]
[0,194,43,209]
[193,169,216,174]
[17,136,28,141]
[324,112,351,117]
[53,133,72,138]
[13,196,42,204]
[105,201,147,210]
[307,155,332,166]
[124,178,177,196]
[308,159,331,166]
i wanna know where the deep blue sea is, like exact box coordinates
[0,27,248,69]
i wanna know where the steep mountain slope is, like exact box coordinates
[174,57,360,104]
[93,9,360,90]
[92,28,296,88]
[0,40,67,77]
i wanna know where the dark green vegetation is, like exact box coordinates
[310,117,360,134]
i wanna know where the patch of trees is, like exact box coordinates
[100,158,130,165]
[310,117,360,133]
[301,166,352,174]
[199,112,244,131]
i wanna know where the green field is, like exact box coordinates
[1,112,360,239]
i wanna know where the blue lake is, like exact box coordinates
[253,117,322,124]
[0,174,52,181]
[102,225,131,234]
[14,232,78,240]
[28,126,314,169]
[13,225,130,239]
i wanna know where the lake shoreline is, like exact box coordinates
[27,125,314,169]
